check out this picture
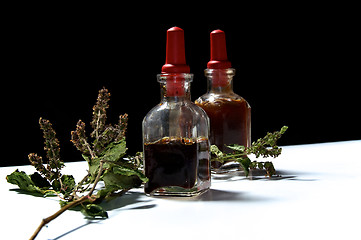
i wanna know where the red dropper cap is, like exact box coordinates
[162,27,190,73]
[161,27,190,97]
[207,29,232,69]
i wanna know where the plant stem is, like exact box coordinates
[211,153,246,163]
[30,161,104,240]
[29,195,92,240]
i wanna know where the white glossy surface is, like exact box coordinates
[1,140,360,240]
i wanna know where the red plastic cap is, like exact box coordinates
[162,27,190,73]
[207,29,232,69]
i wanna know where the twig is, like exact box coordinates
[29,161,104,240]
[29,195,92,240]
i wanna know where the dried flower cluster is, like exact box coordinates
[71,87,129,159]
[28,117,64,183]
[91,87,111,139]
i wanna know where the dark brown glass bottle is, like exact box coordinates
[195,30,251,172]
[143,27,211,196]
[195,68,251,171]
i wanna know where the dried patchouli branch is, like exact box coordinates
[28,118,64,182]
[211,126,288,177]
[7,87,146,240]
[72,87,129,158]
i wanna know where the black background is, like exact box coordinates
[3,12,360,167]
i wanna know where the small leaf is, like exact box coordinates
[238,157,252,177]
[249,161,257,169]
[102,171,142,190]
[6,170,44,194]
[30,172,51,189]
[264,161,276,177]
[43,191,58,197]
[210,145,223,157]
[89,157,101,179]
[112,165,148,183]
[226,144,246,152]
[257,162,264,170]
[88,140,128,180]
[82,154,91,163]
[280,126,289,134]
[81,204,108,219]
[97,186,120,199]
[98,140,127,162]
[59,200,68,208]
[52,179,61,191]
[61,175,76,194]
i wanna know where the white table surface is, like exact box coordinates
[1,140,360,240]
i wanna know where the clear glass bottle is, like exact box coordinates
[195,30,251,173]
[142,27,211,196]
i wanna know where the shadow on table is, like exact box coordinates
[197,189,271,202]
[99,191,156,211]
[212,169,318,182]
[49,191,156,240]
[51,220,101,240]
[155,188,272,202]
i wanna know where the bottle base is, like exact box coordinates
[145,182,211,197]
[211,161,242,174]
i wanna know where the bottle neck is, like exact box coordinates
[205,68,235,94]
[157,73,193,102]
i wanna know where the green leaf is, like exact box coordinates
[52,179,61,191]
[102,171,142,190]
[264,161,276,177]
[238,157,252,177]
[30,172,51,189]
[280,126,289,134]
[257,162,264,170]
[89,157,101,179]
[226,144,246,153]
[210,145,223,158]
[88,140,127,179]
[81,204,108,219]
[98,140,127,162]
[112,165,148,183]
[59,200,68,208]
[97,185,121,199]
[61,175,75,194]
[6,169,44,194]
[82,154,91,163]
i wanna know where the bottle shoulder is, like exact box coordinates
[143,102,168,122]
[143,100,209,123]
[195,92,251,108]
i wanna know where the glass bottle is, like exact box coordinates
[195,30,251,173]
[143,27,211,196]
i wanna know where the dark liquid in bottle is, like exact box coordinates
[196,98,251,168]
[144,137,210,195]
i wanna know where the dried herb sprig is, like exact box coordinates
[6,87,147,240]
[91,87,110,140]
[28,118,66,190]
[77,87,129,156]
[211,126,288,177]
[71,119,94,158]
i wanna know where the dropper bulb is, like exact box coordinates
[162,27,190,73]
[208,29,232,69]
